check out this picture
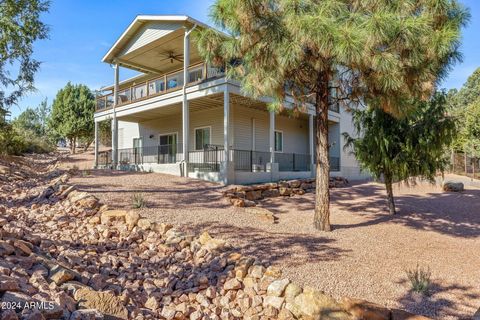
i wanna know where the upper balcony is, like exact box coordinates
[96,62,224,112]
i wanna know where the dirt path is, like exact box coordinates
[70,164,480,319]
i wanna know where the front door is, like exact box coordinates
[159,134,177,163]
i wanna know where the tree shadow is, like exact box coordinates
[185,222,350,267]
[396,278,480,319]
[70,170,228,210]
[331,182,480,238]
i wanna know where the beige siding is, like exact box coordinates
[233,105,309,154]
[189,107,224,150]
[139,114,183,148]
[117,121,140,149]
[121,22,182,56]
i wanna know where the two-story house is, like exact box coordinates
[93,15,365,184]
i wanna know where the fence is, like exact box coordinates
[98,150,112,166]
[276,152,311,172]
[118,144,182,165]
[188,145,224,172]
[450,152,480,179]
[233,150,270,172]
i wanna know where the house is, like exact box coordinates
[93,15,366,184]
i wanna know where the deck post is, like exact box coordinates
[269,111,275,164]
[224,87,230,163]
[94,121,99,168]
[182,24,197,168]
[309,114,314,170]
[112,63,119,168]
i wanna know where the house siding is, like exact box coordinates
[232,105,309,154]
[120,22,182,56]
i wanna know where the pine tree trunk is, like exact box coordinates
[384,174,396,215]
[313,71,331,232]
[72,137,76,155]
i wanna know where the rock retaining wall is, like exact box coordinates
[223,177,349,207]
[0,160,431,320]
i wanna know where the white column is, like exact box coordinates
[224,87,230,162]
[182,28,191,162]
[112,63,119,167]
[94,121,99,168]
[269,111,275,163]
[309,114,314,166]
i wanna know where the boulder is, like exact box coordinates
[100,210,127,225]
[442,181,464,192]
[279,187,292,196]
[74,288,128,320]
[245,207,276,223]
[125,211,140,229]
[341,297,391,320]
[284,283,302,302]
[262,189,280,198]
[267,278,290,297]
[246,190,263,201]
[287,288,350,319]
[50,268,76,285]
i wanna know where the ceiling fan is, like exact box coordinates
[158,51,183,64]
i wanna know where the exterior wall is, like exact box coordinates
[232,105,309,154]
[117,120,140,149]
[338,106,370,180]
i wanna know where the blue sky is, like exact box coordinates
[10,0,480,118]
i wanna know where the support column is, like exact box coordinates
[309,114,314,167]
[112,63,119,168]
[182,24,197,165]
[269,111,275,163]
[224,87,230,162]
[94,121,99,168]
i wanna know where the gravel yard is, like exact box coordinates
[71,165,480,319]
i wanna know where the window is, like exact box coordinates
[274,131,283,152]
[195,127,211,150]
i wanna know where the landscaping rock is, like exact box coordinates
[443,181,464,192]
[245,207,277,223]
[342,297,391,320]
[74,288,128,320]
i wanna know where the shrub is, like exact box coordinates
[131,193,146,209]
[406,264,432,294]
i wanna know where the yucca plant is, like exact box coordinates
[131,193,146,209]
[406,264,432,294]
[196,0,469,231]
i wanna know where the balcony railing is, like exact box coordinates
[96,63,225,112]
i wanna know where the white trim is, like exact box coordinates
[274,130,284,153]
[193,126,212,151]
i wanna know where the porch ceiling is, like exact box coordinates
[117,30,203,75]
[102,15,210,75]
[116,93,312,122]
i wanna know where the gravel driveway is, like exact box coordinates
[71,168,480,319]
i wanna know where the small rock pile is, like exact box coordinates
[223,177,349,207]
[0,155,431,320]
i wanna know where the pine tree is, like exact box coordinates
[196,0,468,230]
